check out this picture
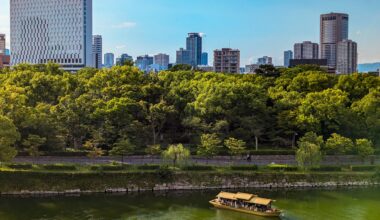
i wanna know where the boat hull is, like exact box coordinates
[209,200,281,218]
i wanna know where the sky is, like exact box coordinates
[0,0,380,65]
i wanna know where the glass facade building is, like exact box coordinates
[10,0,93,71]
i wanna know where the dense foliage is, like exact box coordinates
[0,63,379,157]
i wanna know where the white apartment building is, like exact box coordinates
[10,0,93,71]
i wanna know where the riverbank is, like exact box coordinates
[0,170,379,196]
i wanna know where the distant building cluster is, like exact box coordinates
[284,13,357,74]
[2,2,360,74]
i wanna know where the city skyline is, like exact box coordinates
[1,0,380,66]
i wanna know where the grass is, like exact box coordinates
[1,163,378,175]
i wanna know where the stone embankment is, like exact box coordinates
[0,171,378,196]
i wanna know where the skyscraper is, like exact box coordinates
[337,39,357,74]
[135,55,153,72]
[213,48,240,73]
[284,50,293,67]
[186,33,202,67]
[320,13,349,68]
[92,35,103,69]
[116,54,133,66]
[257,56,273,65]
[104,53,114,68]
[154,53,169,70]
[0,34,5,54]
[294,41,319,59]
[10,0,93,71]
[201,52,208,65]
[176,48,191,65]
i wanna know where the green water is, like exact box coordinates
[0,187,379,220]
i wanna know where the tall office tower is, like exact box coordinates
[10,0,93,71]
[337,39,357,74]
[176,48,191,65]
[186,33,202,67]
[201,52,208,65]
[104,53,114,68]
[284,50,293,67]
[213,48,240,73]
[92,35,102,69]
[294,41,319,59]
[135,55,153,72]
[154,53,169,69]
[0,34,5,54]
[257,56,273,65]
[116,53,133,65]
[320,13,349,68]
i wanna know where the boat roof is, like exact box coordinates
[249,197,273,206]
[216,192,237,200]
[216,192,274,205]
[235,192,256,201]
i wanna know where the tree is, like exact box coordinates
[0,115,20,163]
[295,132,324,170]
[162,144,190,167]
[297,89,349,137]
[145,144,162,163]
[296,141,322,170]
[169,64,192,72]
[255,65,280,77]
[355,139,375,163]
[22,134,46,161]
[224,138,247,161]
[144,100,176,145]
[325,133,354,155]
[83,140,104,160]
[197,133,222,162]
[109,138,136,164]
[298,132,324,147]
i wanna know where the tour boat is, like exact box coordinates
[209,192,282,218]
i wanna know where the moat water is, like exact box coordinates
[0,187,379,220]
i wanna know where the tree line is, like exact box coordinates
[0,63,379,161]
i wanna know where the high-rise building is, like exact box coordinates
[0,54,11,69]
[104,53,114,68]
[154,53,169,70]
[320,13,349,68]
[116,54,133,66]
[176,48,191,65]
[284,50,293,67]
[294,41,319,59]
[337,39,357,74]
[0,34,5,54]
[213,48,240,73]
[186,33,202,67]
[135,55,153,72]
[245,64,260,74]
[5,49,10,56]
[92,35,102,69]
[257,56,273,65]
[201,52,208,66]
[10,0,93,71]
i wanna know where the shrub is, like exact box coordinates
[42,164,77,171]
[230,165,258,171]
[90,165,127,171]
[310,166,342,172]
[181,165,214,171]
[249,150,296,155]
[7,164,33,170]
[137,164,161,170]
[351,165,378,172]
[267,164,298,171]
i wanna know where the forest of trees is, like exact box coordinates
[0,63,379,157]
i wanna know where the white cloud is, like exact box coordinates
[112,22,137,29]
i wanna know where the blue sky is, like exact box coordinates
[1,0,380,65]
